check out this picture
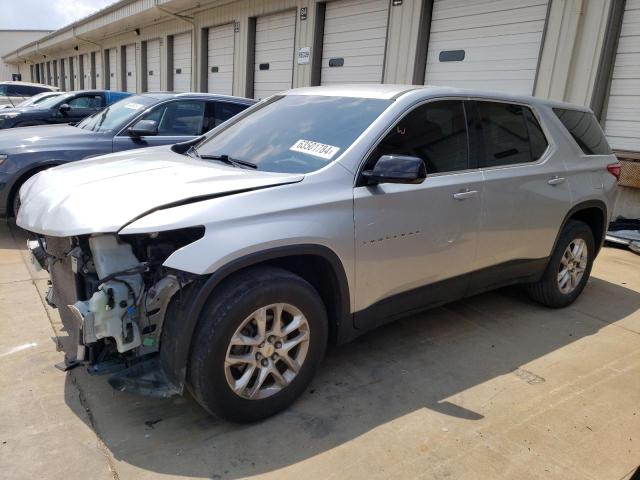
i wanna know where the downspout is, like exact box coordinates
[155,0,197,92]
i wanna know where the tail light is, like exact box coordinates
[607,162,622,182]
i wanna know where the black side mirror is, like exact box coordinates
[362,155,426,185]
[129,119,158,137]
[58,103,70,114]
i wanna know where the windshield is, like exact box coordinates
[31,92,71,109]
[196,95,392,173]
[77,95,156,132]
[0,85,7,97]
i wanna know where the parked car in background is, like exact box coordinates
[0,91,64,110]
[16,85,620,422]
[0,92,255,217]
[0,90,132,129]
[0,81,58,108]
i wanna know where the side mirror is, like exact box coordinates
[128,119,158,137]
[362,155,426,185]
[58,103,70,114]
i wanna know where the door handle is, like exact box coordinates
[547,176,566,186]
[453,189,478,200]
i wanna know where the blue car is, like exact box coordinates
[0,92,255,217]
[0,90,131,129]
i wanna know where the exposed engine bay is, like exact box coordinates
[27,227,204,394]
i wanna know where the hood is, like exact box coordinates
[0,124,97,153]
[17,146,304,236]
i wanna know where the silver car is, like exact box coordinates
[18,85,620,422]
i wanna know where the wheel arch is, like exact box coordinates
[554,200,608,256]
[7,161,63,216]
[159,244,353,392]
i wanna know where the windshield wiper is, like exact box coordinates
[198,154,258,170]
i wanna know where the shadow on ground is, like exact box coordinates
[12,223,640,478]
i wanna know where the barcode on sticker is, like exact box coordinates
[290,139,340,160]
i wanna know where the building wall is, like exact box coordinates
[0,30,51,81]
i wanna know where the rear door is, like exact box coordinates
[354,100,483,322]
[471,100,571,275]
[112,99,206,152]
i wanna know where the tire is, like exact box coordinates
[526,220,595,308]
[188,266,328,422]
[11,189,21,218]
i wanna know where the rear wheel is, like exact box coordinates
[188,266,328,422]
[11,190,21,218]
[526,220,595,308]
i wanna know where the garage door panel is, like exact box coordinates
[146,39,161,91]
[208,23,234,95]
[172,32,191,92]
[425,0,547,94]
[125,44,137,93]
[320,0,389,85]
[254,11,295,99]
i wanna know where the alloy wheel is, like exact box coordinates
[557,238,588,294]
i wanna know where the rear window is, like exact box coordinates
[553,108,612,155]
[476,101,549,167]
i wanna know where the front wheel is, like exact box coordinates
[188,266,328,422]
[526,220,595,308]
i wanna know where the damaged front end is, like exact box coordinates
[28,227,204,397]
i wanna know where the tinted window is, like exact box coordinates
[142,100,205,136]
[77,95,156,132]
[68,94,103,109]
[196,95,391,173]
[202,101,248,133]
[553,108,612,155]
[477,102,547,167]
[371,100,468,174]
[11,85,48,96]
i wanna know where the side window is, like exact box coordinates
[477,102,537,167]
[140,100,205,136]
[524,108,548,160]
[203,102,248,133]
[553,108,612,155]
[68,94,103,109]
[371,100,469,174]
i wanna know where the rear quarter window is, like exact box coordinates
[552,108,612,155]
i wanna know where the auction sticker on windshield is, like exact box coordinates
[124,103,145,110]
[290,139,340,160]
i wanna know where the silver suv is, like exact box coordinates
[18,85,620,422]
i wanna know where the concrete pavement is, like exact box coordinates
[1,220,639,480]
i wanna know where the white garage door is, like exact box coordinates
[60,59,66,90]
[146,39,161,92]
[320,0,389,85]
[125,44,137,93]
[73,56,80,90]
[207,23,235,95]
[603,0,640,151]
[254,10,296,100]
[172,32,192,92]
[425,0,549,94]
[108,48,117,90]
[94,51,102,89]
[82,53,92,89]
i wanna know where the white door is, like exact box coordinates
[320,0,389,85]
[254,10,296,100]
[83,53,92,89]
[61,58,67,90]
[603,0,640,151]
[125,44,137,93]
[146,39,161,91]
[73,56,80,90]
[424,0,549,94]
[108,48,117,90]
[207,23,235,95]
[94,51,102,89]
[172,32,192,92]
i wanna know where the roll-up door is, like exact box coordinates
[60,59,66,90]
[52,60,59,87]
[254,10,296,100]
[146,39,161,92]
[82,53,92,89]
[207,23,235,95]
[320,0,389,85]
[603,0,640,151]
[73,56,80,90]
[172,32,192,92]
[125,44,137,93]
[94,52,102,89]
[108,48,117,90]
[424,0,549,94]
